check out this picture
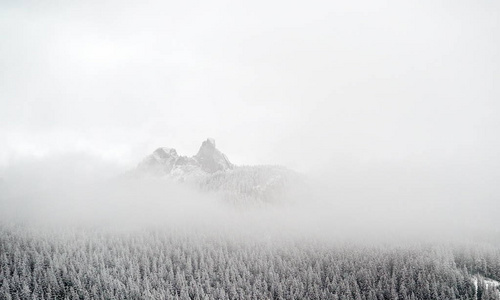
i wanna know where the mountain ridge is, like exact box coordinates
[134,138,304,203]
[137,138,234,179]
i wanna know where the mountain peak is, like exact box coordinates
[203,138,216,148]
[137,138,233,176]
[153,147,178,158]
[134,139,302,203]
[195,138,233,173]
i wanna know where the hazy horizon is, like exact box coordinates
[1,0,500,236]
[2,2,500,299]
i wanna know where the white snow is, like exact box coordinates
[472,275,500,298]
[134,139,301,203]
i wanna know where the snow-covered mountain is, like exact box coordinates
[134,139,305,203]
[137,138,233,178]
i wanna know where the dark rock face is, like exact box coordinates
[195,139,233,173]
[137,138,232,176]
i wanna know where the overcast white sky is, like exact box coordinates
[1,0,499,172]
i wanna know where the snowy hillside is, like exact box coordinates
[134,139,306,203]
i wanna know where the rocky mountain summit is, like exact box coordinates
[135,139,305,203]
[137,139,233,179]
[195,139,233,173]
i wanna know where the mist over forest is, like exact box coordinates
[1,0,500,299]
[1,138,499,298]
[0,147,498,239]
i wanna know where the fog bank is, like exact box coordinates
[1,153,498,245]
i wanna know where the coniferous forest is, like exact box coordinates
[1,224,499,300]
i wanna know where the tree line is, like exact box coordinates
[0,225,499,300]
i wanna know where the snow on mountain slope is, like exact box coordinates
[134,139,305,203]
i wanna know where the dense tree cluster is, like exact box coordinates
[0,225,499,300]
[197,165,304,203]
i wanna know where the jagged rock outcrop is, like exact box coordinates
[137,147,180,174]
[137,138,233,179]
[135,138,305,203]
[195,139,233,173]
